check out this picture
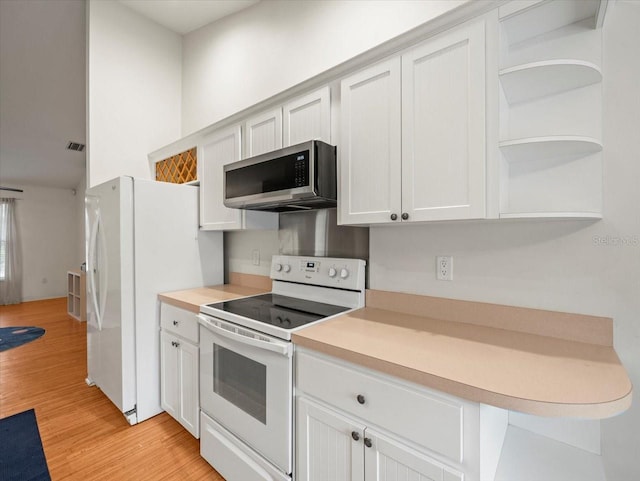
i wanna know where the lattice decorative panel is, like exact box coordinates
[155,147,197,184]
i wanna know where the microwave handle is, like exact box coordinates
[198,315,292,358]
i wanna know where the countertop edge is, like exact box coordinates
[292,334,633,419]
[157,293,201,313]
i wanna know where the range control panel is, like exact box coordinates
[270,255,366,291]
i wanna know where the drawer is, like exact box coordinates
[200,412,289,481]
[296,350,463,462]
[160,302,198,343]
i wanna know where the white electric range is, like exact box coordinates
[198,255,366,481]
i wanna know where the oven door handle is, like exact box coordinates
[198,315,292,358]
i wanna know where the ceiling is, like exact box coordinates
[0,0,259,190]
[119,0,260,35]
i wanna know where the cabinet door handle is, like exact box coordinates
[364,437,373,448]
[351,431,360,441]
[356,394,365,405]
[173,320,179,326]
[390,213,398,221]
[174,341,180,348]
[171,341,180,348]
[401,212,409,220]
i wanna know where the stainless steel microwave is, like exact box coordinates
[223,140,337,212]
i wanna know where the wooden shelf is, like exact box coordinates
[499,136,602,164]
[500,0,604,46]
[500,60,602,104]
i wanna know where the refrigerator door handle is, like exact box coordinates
[96,212,108,330]
[88,210,108,331]
[88,208,100,330]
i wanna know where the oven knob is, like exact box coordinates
[274,263,282,272]
[283,264,291,273]
[340,268,349,279]
[328,267,337,278]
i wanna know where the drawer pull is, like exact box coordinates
[173,320,179,326]
[364,438,373,448]
[356,394,366,405]
[351,431,360,441]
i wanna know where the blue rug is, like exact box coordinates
[0,409,51,481]
[0,327,45,352]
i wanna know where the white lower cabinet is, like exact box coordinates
[366,428,463,481]
[297,396,365,481]
[297,396,463,481]
[295,348,507,481]
[160,303,200,438]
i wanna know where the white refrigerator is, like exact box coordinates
[85,176,223,425]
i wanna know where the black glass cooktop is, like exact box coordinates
[205,293,350,330]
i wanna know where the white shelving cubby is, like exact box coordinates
[498,0,606,219]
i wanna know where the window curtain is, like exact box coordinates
[0,198,22,304]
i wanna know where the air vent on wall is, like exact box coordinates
[67,141,85,152]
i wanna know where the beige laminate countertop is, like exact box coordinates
[158,284,269,313]
[292,298,632,419]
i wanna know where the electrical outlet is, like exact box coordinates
[436,256,453,281]
[252,249,260,266]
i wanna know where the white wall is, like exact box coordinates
[182,0,468,135]
[369,2,640,479]
[87,0,182,187]
[224,230,279,280]
[7,184,81,301]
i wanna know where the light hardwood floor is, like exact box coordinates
[0,298,224,480]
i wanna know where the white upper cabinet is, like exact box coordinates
[244,108,283,158]
[402,19,486,222]
[283,86,331,146]
[246,87,332,158]
[339,57,402,225]
[339,17,487,225]
[200,124,244,230]
[199,124,278,231]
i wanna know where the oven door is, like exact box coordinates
[198,314,293,474]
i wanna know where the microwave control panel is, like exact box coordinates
[293,152,309,187]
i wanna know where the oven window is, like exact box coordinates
[213,344,267,424]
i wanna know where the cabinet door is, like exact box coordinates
[283,86,331,146]
[199,124,244,230]
[245,108,283,157]
[160,331,179,418]
[178,339,199,438]
[340,57,402,225]
[364,429,463,481]
[401,19,486,222]
[297,396,365,481]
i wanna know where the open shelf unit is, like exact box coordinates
[67,270,82,321]
[498,0,605,220]
[500,60,602,105]
[499,136,602,164]
[499,0,605,47]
